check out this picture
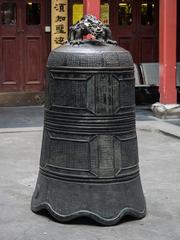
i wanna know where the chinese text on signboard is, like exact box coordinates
[52,0,68,49]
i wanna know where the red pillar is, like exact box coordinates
[83,0,100,19]
[159,0,177,104]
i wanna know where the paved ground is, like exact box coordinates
[0,106,180,240]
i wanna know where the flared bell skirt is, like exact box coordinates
[31,173,146,226]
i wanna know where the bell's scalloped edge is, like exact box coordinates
[31,203,146,226]
[31,173,146,226]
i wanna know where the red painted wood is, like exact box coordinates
[83,0,100,19]
[110,0,159,64]
[159,0,177,104]
[23,0,45,91]
[0,1,22,91]
[0,0,50,92]
[25,38,41,85]
[2,39,20,86]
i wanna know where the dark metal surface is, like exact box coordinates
[31,21,146,225]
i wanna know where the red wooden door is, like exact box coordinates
[110,0,159,63]
[68,0,158,64]
[0,0,49,92]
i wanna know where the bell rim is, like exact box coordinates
[31,174,146,226]
[31,203,146,226]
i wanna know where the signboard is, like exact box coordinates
[51,0,68,49]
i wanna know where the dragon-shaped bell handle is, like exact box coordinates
[68,15,117,45]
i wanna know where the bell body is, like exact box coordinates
[31,40,146,225]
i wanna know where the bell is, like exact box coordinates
[31,16,146,226]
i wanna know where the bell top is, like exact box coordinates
[47,40,133,69]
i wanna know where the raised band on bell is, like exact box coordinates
[31,16,146,226]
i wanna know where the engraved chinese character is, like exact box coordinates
[54,36,64,44]
[54,3,66,12]
[55,16,66,22]
[55,24,66,34]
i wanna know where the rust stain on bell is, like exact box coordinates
[31,15,146,225]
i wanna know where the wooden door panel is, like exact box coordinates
[24,37,42,90]
[1,37,20,90]
[0,0,22,91]
[140,37,155,62]
[0,0,49,93]
[23,0,45,91]
[118,38,134,54]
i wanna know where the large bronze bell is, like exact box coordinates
[31,16,146,225]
